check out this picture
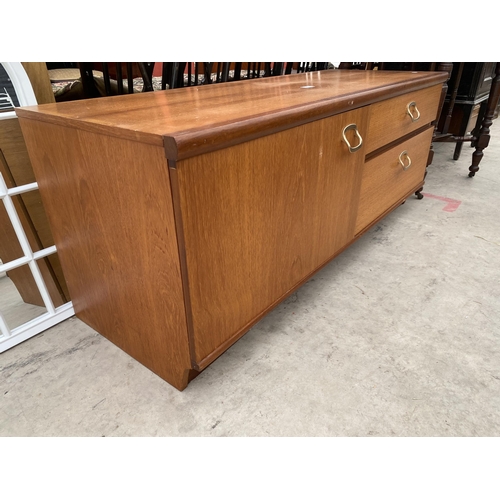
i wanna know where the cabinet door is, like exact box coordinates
[175,108,369,365]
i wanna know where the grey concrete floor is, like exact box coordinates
[1,126,500,437]
[0,274,48,330]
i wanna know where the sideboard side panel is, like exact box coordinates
[18,119,192,390]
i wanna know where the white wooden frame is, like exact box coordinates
[0,62,74,352]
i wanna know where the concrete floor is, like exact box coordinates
[1,126,499,437]
[0,274,47,330]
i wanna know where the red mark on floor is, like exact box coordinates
[421,193,462,212]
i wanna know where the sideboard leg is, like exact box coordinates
[469,62,500,177]
[415,146,432,200]
[417,62,451,193]
[165,367,200,391]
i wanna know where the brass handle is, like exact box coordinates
[399,150,412,171]
[406,101,420,122]
[342,124,363,153]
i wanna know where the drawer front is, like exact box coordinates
[366,84,441,153]
[355,127,434,234]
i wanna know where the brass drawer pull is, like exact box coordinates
[406,101,420,122]
[342,123,363,153]
[399,150,412,170]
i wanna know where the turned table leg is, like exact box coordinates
[469,62,500,177]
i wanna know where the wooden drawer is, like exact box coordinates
[365,84,441,153]
[355,127,434,234]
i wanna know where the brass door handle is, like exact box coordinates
[406,101,420,122]
[399,150,412,170]
[342,124,363,153]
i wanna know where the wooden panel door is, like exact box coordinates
[175,108,369,366]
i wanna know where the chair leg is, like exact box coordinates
[469,62,500,177]
[453,141,463,160]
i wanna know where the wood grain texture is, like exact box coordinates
[0,198,66,308]
[356,127,435,234]
[18,118,193,390]
[15,71,444,391]
[0,117,68,306]
[15,70,448,159]
[365,84,442,153]
[176,108,369,365]
[21,62,55,105]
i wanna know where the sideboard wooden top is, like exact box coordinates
[16,70,448,160]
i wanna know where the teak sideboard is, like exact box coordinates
[16,70,447,391]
